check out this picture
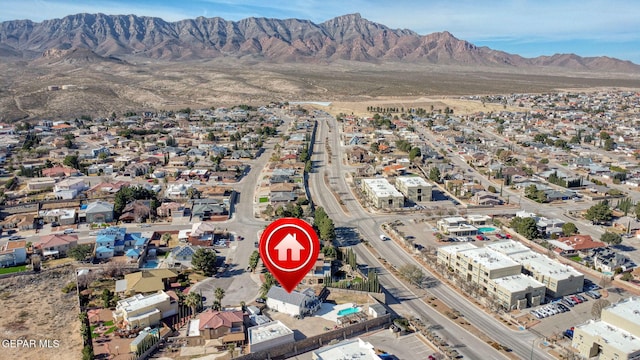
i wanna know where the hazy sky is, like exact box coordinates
[4,0,640,63]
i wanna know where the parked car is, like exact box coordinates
[8,235,21,241]
[505,234,512,239]
[380,234,390,241]
[476,235,484,241]
[256,298,266,304]
[495,234,504,239]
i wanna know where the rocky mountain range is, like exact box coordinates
[0,12,638,72]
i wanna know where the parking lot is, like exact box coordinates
[528,286,629,338]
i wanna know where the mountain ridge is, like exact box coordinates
[0,12,638,72]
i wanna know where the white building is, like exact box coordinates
[436,217,478,236]
[394,176,432,202]
[266,286,320,317]
[360,178,404,209]
[112,291,178,330]
[487,240,583,297]
[247,320,295,353]
[573,297,640,360]
[312,338,381,360]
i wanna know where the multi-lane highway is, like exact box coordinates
[308,111,549,359]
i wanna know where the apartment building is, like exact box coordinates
[437,244,545,309]
[573,297,640,360]
[394,176,432,202]
[487,240,584,297]
[360,178,404,209]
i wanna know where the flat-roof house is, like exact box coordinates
[248,320,295,353]
[112,291,178,330]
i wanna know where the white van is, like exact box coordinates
[63,229,75,234]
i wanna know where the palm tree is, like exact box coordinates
[212,300,222,311]
[184,292,202,316]
[214,287,225,304]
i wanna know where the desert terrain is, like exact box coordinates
[0,266,83,360]
[2,57,640,121]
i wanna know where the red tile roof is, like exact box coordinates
[556,235,606,251]
[198,310,244,330]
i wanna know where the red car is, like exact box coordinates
[476,235,484,241]
[495,234,504,239]
[505,234,512,239]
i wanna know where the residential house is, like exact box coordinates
[27,177,56,191]
[36,234,78,258]
[1,213,37,231]
[119,200,151,223]
[165,183,193,199]
[0,240,27,267]
[303,253,331,286]
[157,202,185,218]
[53,178,87,199]
[82,201,114,223]
[115,269,179,296]
[536,218,566,238]
[188,222,217,246]
[40,208,76,225]
[112,291,179,330]
[549,235,607,257]
[42,166,78,178]
[166,244,199,267]
[197,310,247,345]
[592,248,629,273]
[191,202,227,221]
[474,191,502,205]
[266,286,320,317]
[247,320,295,353]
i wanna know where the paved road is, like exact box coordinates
[307,112,549,359]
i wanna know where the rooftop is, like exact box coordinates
[438,243,478,256]
[576,320,640,354]
[116,291,170,313]
[487,240,531,255]
[460,247,521,271]
[248,320,293,345]
[362,178,403,198]
[395,176,430,187]
[507,250,583,280]
[491,274,545,293]
[312,338,381,360]
[603,296,640,328]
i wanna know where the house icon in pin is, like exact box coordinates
[274,233,305,261]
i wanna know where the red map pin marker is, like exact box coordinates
[259,218,320,293]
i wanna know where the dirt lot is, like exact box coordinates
[0,265,83,360]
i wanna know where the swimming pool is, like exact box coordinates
[337,307,361,316]
[478,227,497,233]
[141,260,159,269]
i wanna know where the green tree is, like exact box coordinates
[248,251,260,273]
[429,167,441,183]
[585,201,613,225]
[604,138,615,151]
[562,222,578,236]
[409,147,422,162]
[63,154,81,170]
[509,217,539,240]
[101,289,113,308]
[214,287,225,304]
[184,292,202,316]
[600,232,622,245]
[398,264,425,287]
[64,134,75,149]
[68,244,93,261]
[191,248,217,276]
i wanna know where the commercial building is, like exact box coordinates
[436,217,478,236]
[360,178,404,209]
[437,243,546,309]
[394,176,432,202]
[247,320,295,353]
[112,291,178,330]
[487,240,583,297]
[573,297,640,360]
